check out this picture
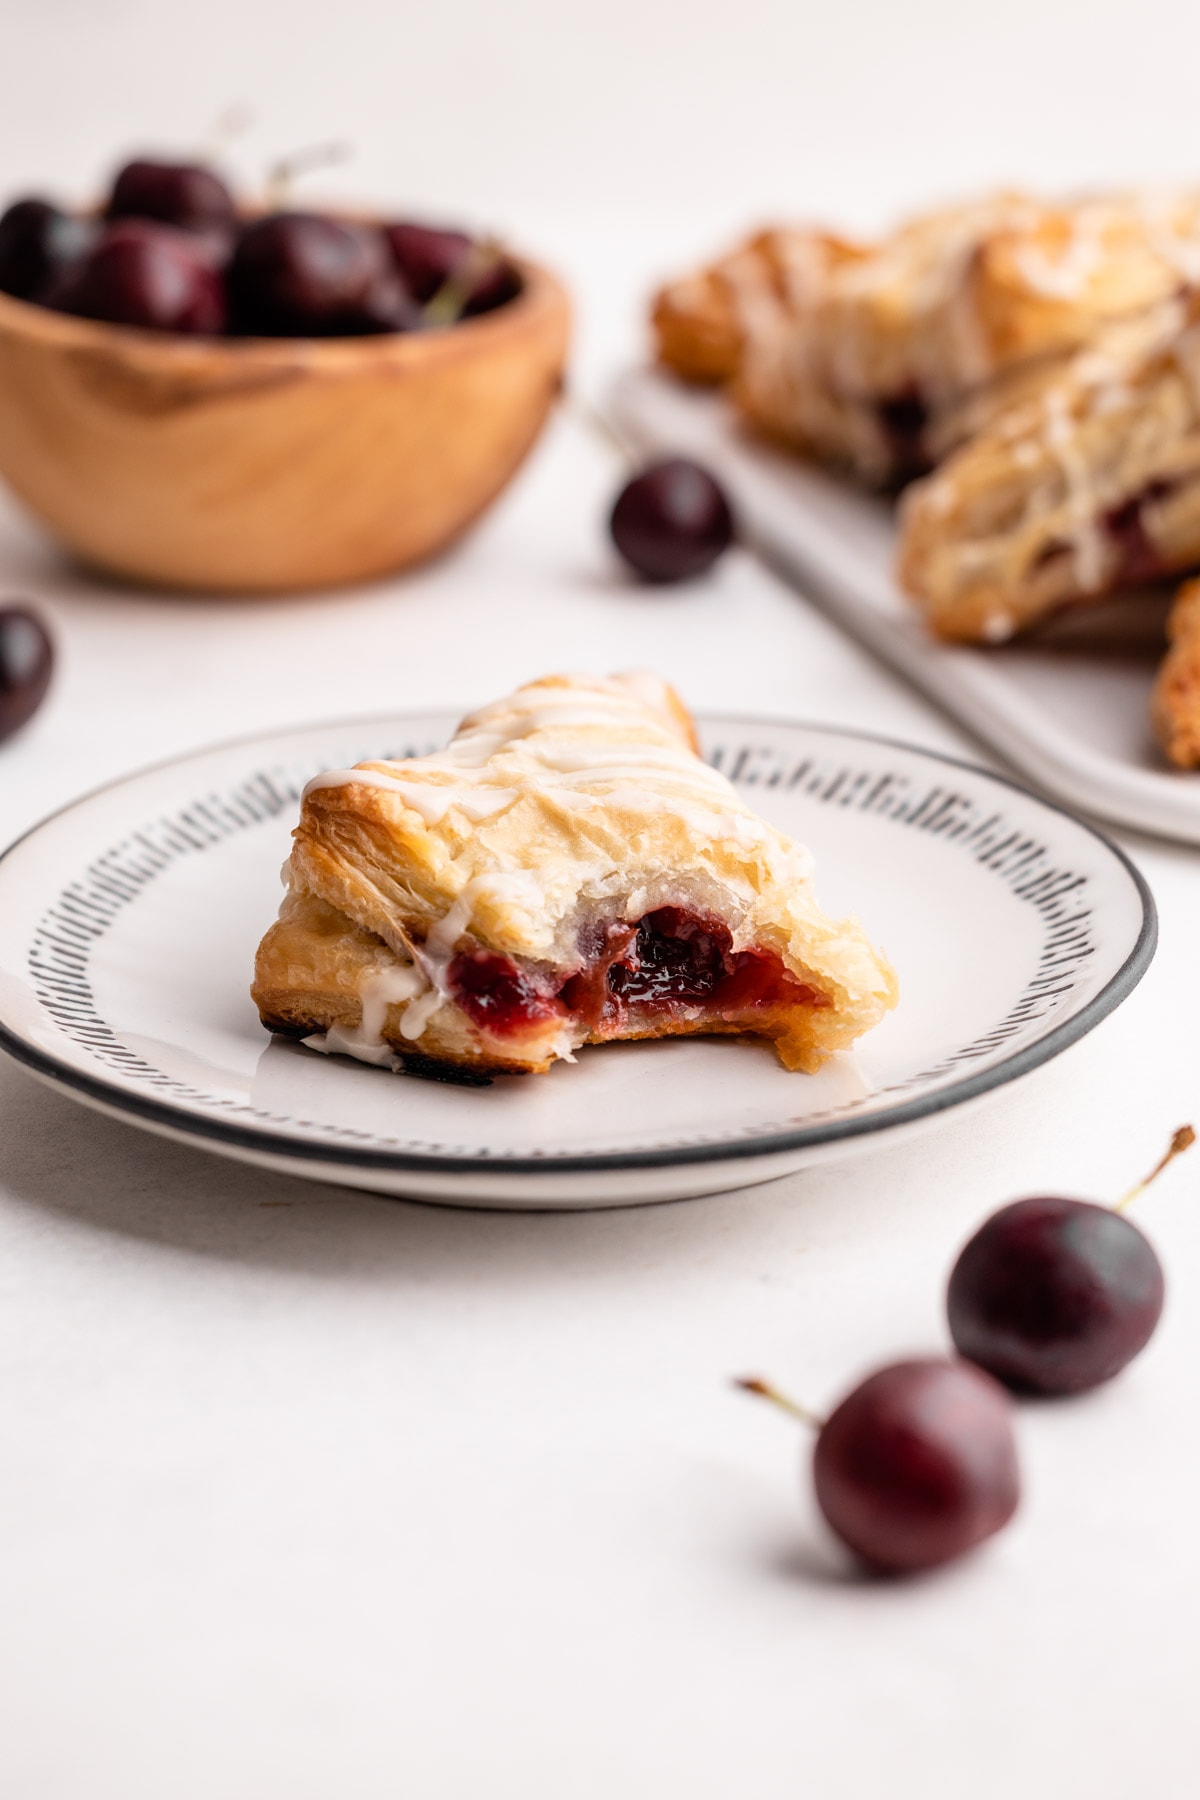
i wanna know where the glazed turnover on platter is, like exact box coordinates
[252,673,897,1077]
[651,185,1200,770]
[654,191,1200,487]
[896,295,1200,643]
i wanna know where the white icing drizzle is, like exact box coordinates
[938,209,1015,393]
[718,244,790,345]
[303,1026,399,1069]
[361,963,428,1037]
[773,232,835,312]
[396,986,443,1042]
[303,766,424,801]
[1042,389,1107,592]
[302,675,758,848]
[1008,201,1110,302]
[1002,195,1200,347]
[425,891,477,962]
[303,767,518,824]
[391,872,550,1043]
[462,688,678,742]
[439,731,507,767]
[302,960,430,1067]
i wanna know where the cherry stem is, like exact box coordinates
[733,1375,824,1431]
[422,237,505,328]
[1114,1124,1195,1213]
[265,140,353,210]
[202,102,254,158]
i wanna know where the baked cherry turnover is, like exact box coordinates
[251,672,897,1077]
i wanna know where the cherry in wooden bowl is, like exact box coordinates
[0,255,569,594]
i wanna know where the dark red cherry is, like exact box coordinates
[609,458,735,583]
[229,213,418,337]
[0,606,53,743]
[385,222,520,315]
[48,220,226,333]
[107,158,237,235]
[948,1197,1165,1395]
[385,222,471,304]
[356,265,421,334]
[811,1359,1019,1573]
[0,198,95,302]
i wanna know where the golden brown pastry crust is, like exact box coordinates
[897,297,1200,642]
[655,191,1200,487]
[252,673,897,1077]
[1151,578,1200,768]
[651,228,863,386]
[801,193,1200,404]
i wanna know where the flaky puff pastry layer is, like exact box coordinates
[252,673,897,1076]
[897,297,1200,642]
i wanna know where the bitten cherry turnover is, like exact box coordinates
[251,673,898,1077]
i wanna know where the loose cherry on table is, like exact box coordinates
[947,1126,1194,1396]
[737,1358,1020,1575]
[0,605,54,744]
[49,220,227,334]
[0,199,95,302]
[227,212,419,336]
[609,457,735,583]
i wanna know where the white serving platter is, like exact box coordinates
[0,711,1154,1208]
[609,365,1200,846]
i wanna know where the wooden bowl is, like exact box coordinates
[0,257,570,593]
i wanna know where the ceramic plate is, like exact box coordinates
[610,366,1200,845]
[0,713,1154,1208]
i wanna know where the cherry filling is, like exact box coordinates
[447,908,824,1046]
[1103,480,1175,584]
[609,905,817,1016]
[448,949,565,1038]
[1035,480,1179,583]
[579,907,823,1032]
[876,390,931,482]
[609,908,734,1005]
[558,921,637,1028]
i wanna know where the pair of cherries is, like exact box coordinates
[0,154,519,339]
[740,1127,1193,1576]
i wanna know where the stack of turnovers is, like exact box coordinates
[252,673,897,1078]
[653,191,1200,766]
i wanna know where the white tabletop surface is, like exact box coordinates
[4,4,1200,1795]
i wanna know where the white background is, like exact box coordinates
[2,3,1200,1795]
